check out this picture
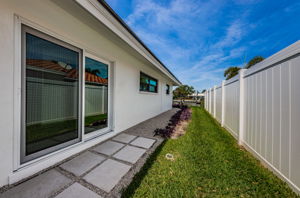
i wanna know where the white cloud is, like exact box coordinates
[124,0,250,91]
[190,21,246,70]
[214,21,244,48]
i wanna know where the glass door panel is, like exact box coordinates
[84,57,109,134]
[22,26,81,162]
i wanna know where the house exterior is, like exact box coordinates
[0,0,181,188]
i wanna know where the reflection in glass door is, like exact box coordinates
[84,57,109,134]
[22,26,81,163]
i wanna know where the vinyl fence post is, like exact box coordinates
[205,91,207,110]
[208,89,210,113]
[207,91,208,110]
[209,88,212,114]
[213,85,217,118]
[221,80,225,127]
[207,90,209,111]
[238,69,247,145]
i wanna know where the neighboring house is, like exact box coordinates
[0,0,181,187]
[188,92,205,100]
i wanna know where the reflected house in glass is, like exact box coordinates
[84,57,109,134]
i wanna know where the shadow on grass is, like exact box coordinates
[121,140,167,198]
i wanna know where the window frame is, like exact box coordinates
[166,84,170,95]
[139,72,158,93]
[20,25,83,163]
[83,53,112,140]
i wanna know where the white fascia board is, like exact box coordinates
[74,0,181,85]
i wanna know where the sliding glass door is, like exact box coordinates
[21,25,112,163]
[21,25,82,163]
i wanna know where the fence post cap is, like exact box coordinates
[239,68,247,74]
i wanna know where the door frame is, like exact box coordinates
[20,25,83,163]
[13,15,115,169]
[83,52,113,140]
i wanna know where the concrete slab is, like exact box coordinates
[55,183,102,198]
[92,141,124,156]
[113,145,146,164]
[60,152,105,176]
[130,137,156,149]
[112,133,136,143]
[83,159,131,193]
[0,170,71,198]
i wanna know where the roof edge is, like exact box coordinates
[97,0,181,85]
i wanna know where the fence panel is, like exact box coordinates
[204,41,300,194]
[215,86,222,122]
[224,79,239,138]
[244,58,295,182]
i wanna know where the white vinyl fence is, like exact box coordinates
[205,41,300,194]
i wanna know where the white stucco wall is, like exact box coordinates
[0,0,176,187]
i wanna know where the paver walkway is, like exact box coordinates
[0,108,178,198]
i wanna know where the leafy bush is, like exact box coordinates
[154,106,191,138]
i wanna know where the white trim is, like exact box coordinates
[213,85,217,118]
[139,91,159,95]
[74,0,180,86]
[245,40,300,77]
[83,52,113,140]
[238,69,247,145]
[15,15,115,64]
[288,62,292,179]
[221,80,225,127]
[110,61,116,132]
[82,51,86,143]
[13,15,22,170]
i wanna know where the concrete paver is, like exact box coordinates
[60,152,105,176]
[92,141,124,156]
[130,137,156,149]
[55,183,102,198]
[112,133,136,143]
[113,145,146,164]
[83,159,131,193]
[0,170,71,198]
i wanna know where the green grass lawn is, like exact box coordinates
[122,107,298,198]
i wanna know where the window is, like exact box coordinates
[140,72,158,93]
[84,57,109,134]
[166,84,170,94]
[22,25,81,162]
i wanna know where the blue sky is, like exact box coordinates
[106,0,300,92]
